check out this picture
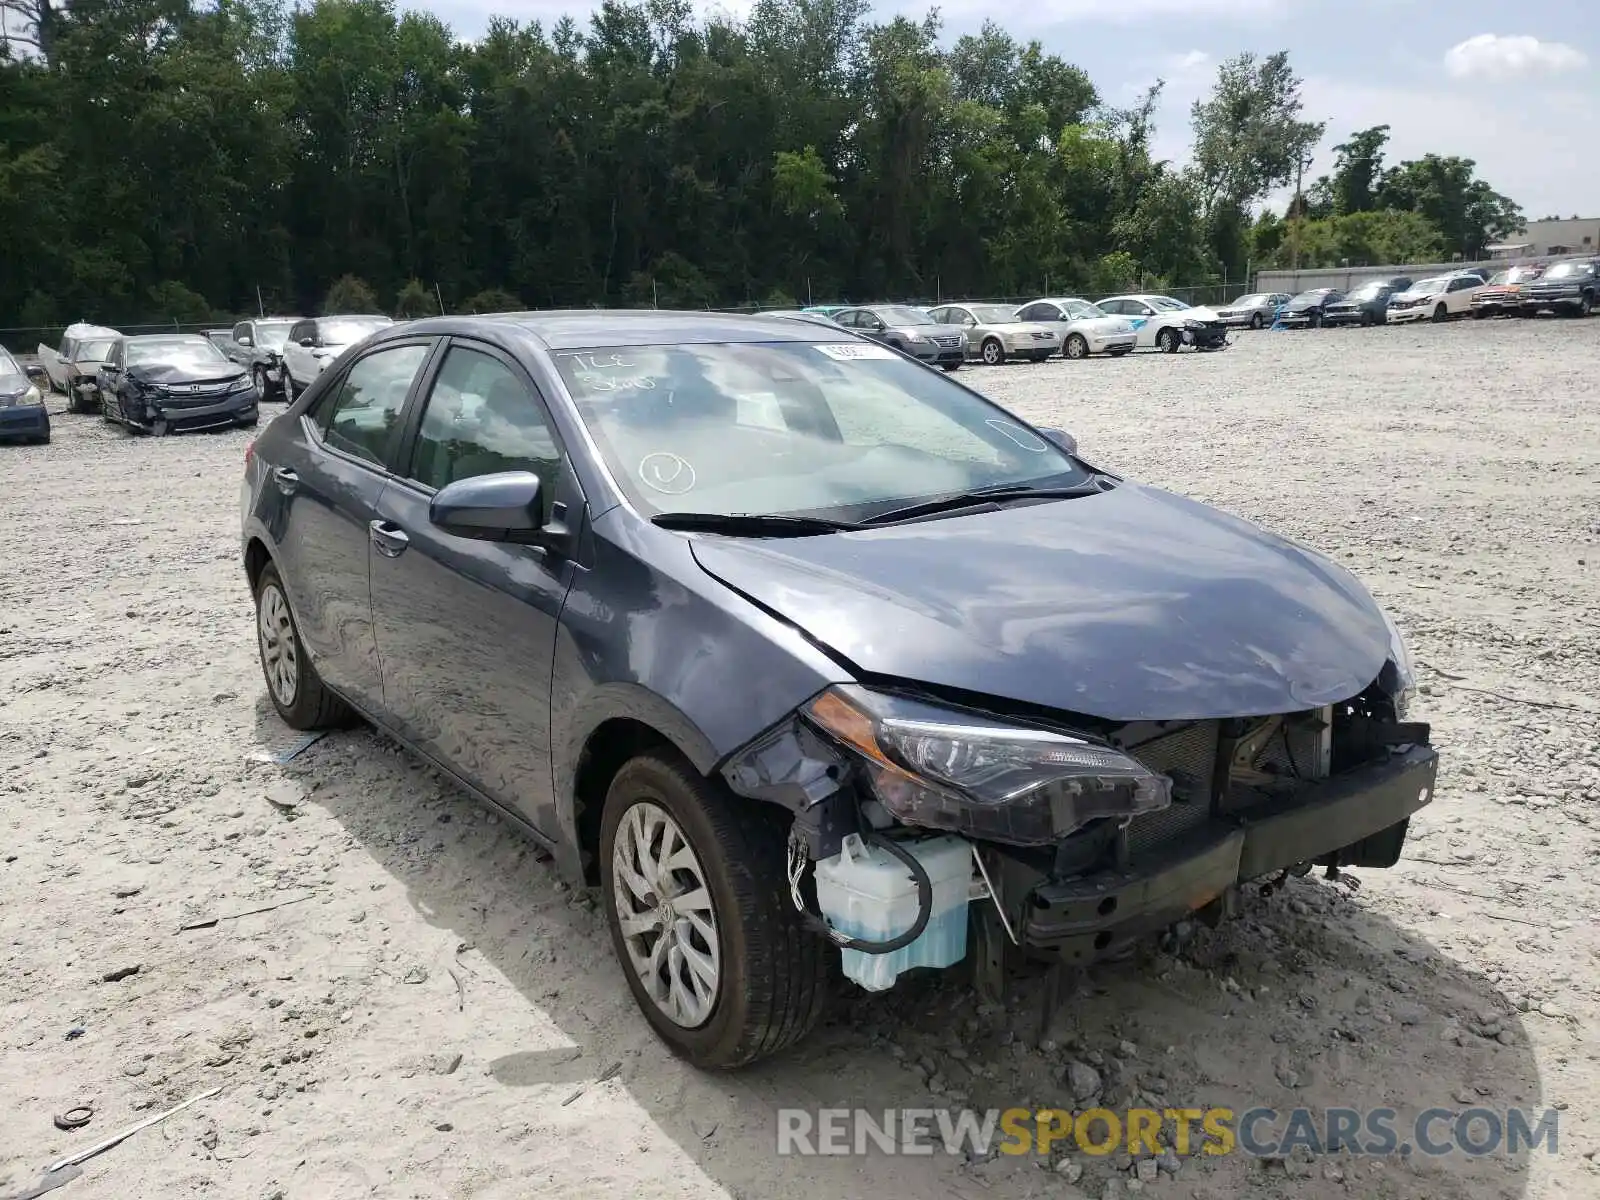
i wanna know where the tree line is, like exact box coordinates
[0,0,1526,329]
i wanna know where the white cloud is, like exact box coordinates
[1443,34,1588,82]
[1171,49,1211,74]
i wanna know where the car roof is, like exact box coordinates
[125,333,212,344]
[66,323,119,340]
[387,310,861,350]
[314,313,391,323]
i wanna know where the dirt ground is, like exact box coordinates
[1,319,1597,1200]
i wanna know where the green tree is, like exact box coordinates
[394,278,433,317]
[1377,154,1522,259]
[459,287,522,313]
[323,274,381,313]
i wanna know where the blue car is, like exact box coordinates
[241,310,1435,1067]
[0,347,50,443]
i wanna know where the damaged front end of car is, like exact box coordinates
[720,631,1436,1001]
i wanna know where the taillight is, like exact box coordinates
[245,440,255,467]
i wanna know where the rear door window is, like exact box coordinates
[319,343,432,466]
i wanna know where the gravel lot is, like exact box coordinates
[2,320,1597,1200]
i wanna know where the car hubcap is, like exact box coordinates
[983,343,999,364]
[258,584,299,707]
[612,800,720,1029]
[1067,338,1084,358]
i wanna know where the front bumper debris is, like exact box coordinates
[999,744,1438,962]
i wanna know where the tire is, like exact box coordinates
[1156,327,1181,353]
[1108,345,1133,357]
[976,338,1002,366]
[237,414,260,429]
[1471,308,1486,319]
[1308,311,1322,328]
[940,361,960,372]
[1431,303,1448,323]
[1579,292,1595,317]
[1063,333,1089,360]
[253,366,269,400]
[283,375,298,404]
[600,752,831,1069]
[254,563,353,730]
[1249,313,1263,330]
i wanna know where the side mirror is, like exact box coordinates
[298,337,315,348]
[1039,427,1078,456]
[238,335,253,347]
[26,365,48,384]
[430,470,547,544]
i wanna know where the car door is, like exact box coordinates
[227,322,252,369]
[263,338,436,710]
[98,339,125,419]
[1018,301,1067,337]
[367,338,579,834]
[1114,300,1159,345]
[1446,276,1479,313]
[282,320,314,386]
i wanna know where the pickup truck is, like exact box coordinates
[212,318,303,401]
[35,323,121,413]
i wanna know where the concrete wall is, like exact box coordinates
[1505,217,1600,257]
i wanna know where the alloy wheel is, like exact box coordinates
[1064,335,1087,360]
[257,583,299,708]
[611,800,721,1029]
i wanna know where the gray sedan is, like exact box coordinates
[926,303,1061,364]
[1215,293,1292,329]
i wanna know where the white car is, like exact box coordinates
[1386,274,1485,324]
[1096,294,1229,352]
[926,302,1062,363]
[1013,298,1137,359]
[280,314,394,400]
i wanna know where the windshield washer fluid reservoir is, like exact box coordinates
[814,834,971,991]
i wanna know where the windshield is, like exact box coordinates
[968,305,1021,323]
[554,342,1087,520]
[256,320,296,350]
[873,306,935,327]
[1148,297,1190,312]
[320,317,391,345]
[1232,294,1268,306]
[0,347,18,374]
[127,338,228,367]
[1543,262,1585,279]
[74,339,116,363]
[1409,278,1447,295]
[1062,300,1106,319]
[1349,283,1386,299]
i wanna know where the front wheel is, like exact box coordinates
[1578,292,1595,317]
[1249,313,1264,330]
[283,375,298,404]
[1308,311,1322,328]
[1063,333,1089,360]
[1431,303,1448,323]
[253,366,269,399]
[600,753,831,1069]
[940,361,960,372]
[1156,327,1181,353]
[254,563,353,729]
[980,338,1005,366]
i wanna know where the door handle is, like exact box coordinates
[368,520,410,558]
[272,467,299,495]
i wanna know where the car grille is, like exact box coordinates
[933,334,963,348]
[1123,722,1219,853]
[155,383,244,408]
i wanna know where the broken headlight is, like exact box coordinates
[804,686,1171,846]
[1380,609,1417,719]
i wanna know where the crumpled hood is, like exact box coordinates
[130,362,248,386]
[1176,305,1222,323]
[689,483,1392,722]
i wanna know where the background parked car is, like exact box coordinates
[1215,293,1291,329]
[217,317,303,400]
[1470,265,1543,317]
[280,315,394,400]
[1519,258,1599,317]
[1322,281,1405,327]
[0,345,50,443]
[1013,297,1137,358]
[98,333,259,435]
[1279,288,1344,328]
[1097,294,1228,352]
[926,302,1060,364]
[829,305,966,370]
[36,322,119,413]
[1387,273,1485,323]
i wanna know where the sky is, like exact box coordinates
[416,0,1596,221]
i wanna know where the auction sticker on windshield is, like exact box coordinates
[813,343,899,361]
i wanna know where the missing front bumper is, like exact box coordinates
[1003,745,1437,962]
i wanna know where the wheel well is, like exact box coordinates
[573,718,683,885]
[244,537,272,592]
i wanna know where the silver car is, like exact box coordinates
[1215,293,1291,329]
[927,303,1062,364]
[1013,298,1137,359]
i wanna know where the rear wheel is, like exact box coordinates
[1156,327,1181,353]
[254,563,353,730]
[600,753,831,1068]
[1063,333,1089,360]
[980,337,1005,366]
